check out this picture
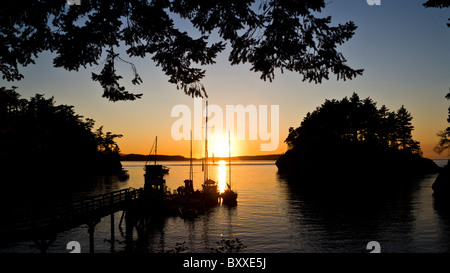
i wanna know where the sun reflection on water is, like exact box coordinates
[218,160,227,193]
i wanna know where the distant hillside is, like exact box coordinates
[120,154,187,161]
[228,154,281,161]
[121,154,281,161]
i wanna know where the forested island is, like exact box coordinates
[276,93,441,186]
[0,87,123,185]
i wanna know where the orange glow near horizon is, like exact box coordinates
[210,134,232,158]
[116,134,448,160]
[212,141,229,158]
[113,110,447,160]
[115,130,286,158]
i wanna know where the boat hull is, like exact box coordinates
[221,190,238,205]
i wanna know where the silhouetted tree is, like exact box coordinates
[95,126,123,154]
[0,0,363,101]
[284,93,422,155]
[377,105,392,147]
[423,0,450,26]
[423,2,449,155]
[394,106,414,150]
[0,87,123,180]
[277,93,439,181]
[434,89,450,155]
[423,0,450,9]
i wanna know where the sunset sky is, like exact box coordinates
[2,0,449,159]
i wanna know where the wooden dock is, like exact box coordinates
[0,187,141,252]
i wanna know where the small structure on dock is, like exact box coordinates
[143,136,169,192]
[144,164,166,192]
[184,179,194,195]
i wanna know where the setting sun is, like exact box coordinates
[212,140,229,158]
[209,135,243,158]
[209,131,238,158]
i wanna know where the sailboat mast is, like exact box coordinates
[228,130,231,189]
[155,136,157,165]
[205,101,208,181]
[190,130,193,181]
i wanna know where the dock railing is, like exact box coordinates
[1,187,142,242]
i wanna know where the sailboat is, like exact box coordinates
[183,131,194,195]
[144,136,168,192]
[178,131,198,219]
[145,136,169,173]
[117,168,129,181]
[201,101,219,204]
[221,131,238,205]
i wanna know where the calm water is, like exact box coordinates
[1,159,450,253]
